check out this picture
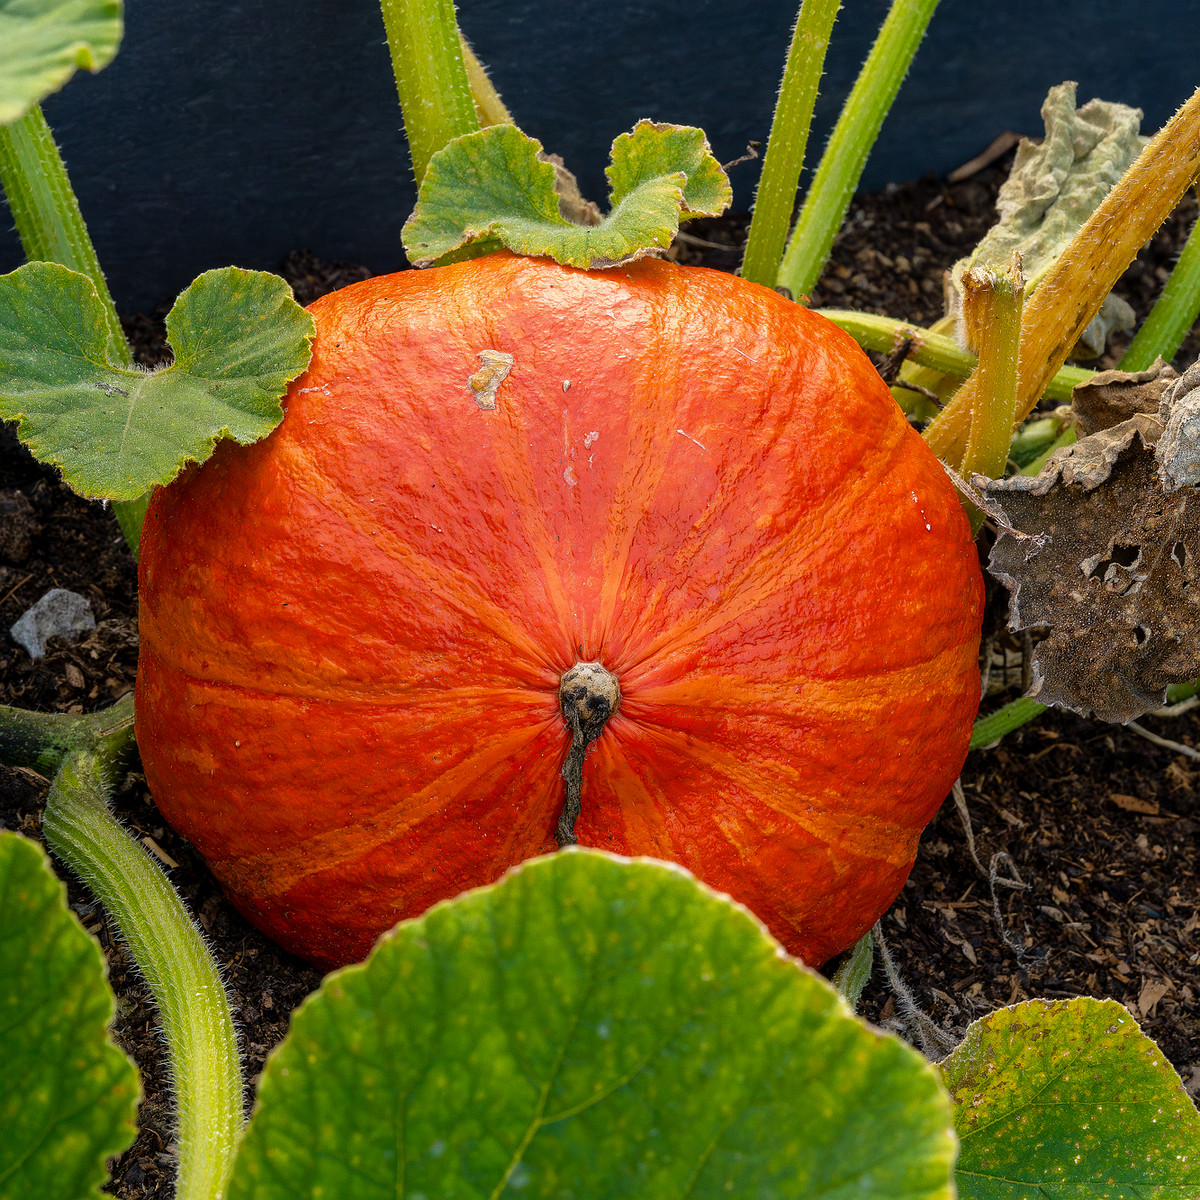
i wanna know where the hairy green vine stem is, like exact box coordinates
[817,309,1093,404]
[31,717,243,1200]
[969,681,1200,751]
[0,691,134,774]
[557,662,620,847]
[776,0,941,300]
[969,696,1049,750]
[0,105,128,366]
[1120,205,1200,372]
[379,0,480,185]
[739,0,840,287]
[959,258,1025,531]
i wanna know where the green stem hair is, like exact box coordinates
[1120,206,1200,371]
[777,0,940,300]
[740,0,841,287]
[379,0,481,184]
[38,722,244,1200]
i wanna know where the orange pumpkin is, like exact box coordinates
[135,252,983,969]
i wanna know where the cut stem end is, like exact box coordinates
[556,661,620,847]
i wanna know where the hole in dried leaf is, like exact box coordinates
[1087,542,1142,579]
[985,399,1200,722]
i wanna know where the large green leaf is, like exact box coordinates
[402,120,731,268]
[229,849,954,1200]
[0,0,122,125]
[0,261,314,498]
[0,831,138,1200]
[942,997,1200,1200]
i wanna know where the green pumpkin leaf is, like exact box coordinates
[607,120,731,217]
[941,997,1200,1199]
[0,831,138,1200]
[0,0,122,125]
[0,261,314,499]
[402,120,731,269]
[228,850,954,1200]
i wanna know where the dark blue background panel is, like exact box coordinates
[1,0,1195,312]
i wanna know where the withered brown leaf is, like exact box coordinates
[982,362,1200,723]
[1071,362,1169,434]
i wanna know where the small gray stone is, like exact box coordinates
[10,588,97,659]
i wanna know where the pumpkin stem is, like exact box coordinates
[556,661,620,847]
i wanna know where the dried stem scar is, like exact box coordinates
[468,350,515,409]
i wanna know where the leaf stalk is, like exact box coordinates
[970,664,1200,753]
[776,0,941,299]
[379,0,481,184]
[959,257,1025,521]
[1120,203,1200,371]
[0,103,148,553]
[969,696,1049,749]
[0,104,129,367]
[740,0,841,286]
[817,308,1093,403]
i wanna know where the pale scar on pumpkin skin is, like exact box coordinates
[467,349,514,409]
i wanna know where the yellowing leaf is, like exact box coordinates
[229,851,954,1200]
[942,997,1200,1200]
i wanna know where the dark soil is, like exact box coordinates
[2,158,1198,1198]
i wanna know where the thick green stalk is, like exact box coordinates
[0,104,147,553]
[1120,208,1200,371]
[1009,414,1070,468]
[0,104,129,367]
[1020,424,1076,477]
[970,680,1198,750]
[970,697,1048,749]
[0,691,133,774]
[379,0,480,184]
[817,308,1093,403]
[777,0,940,299]
[740,0,841,287]
[960,261,1024,522]
[41,738,243,1200]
